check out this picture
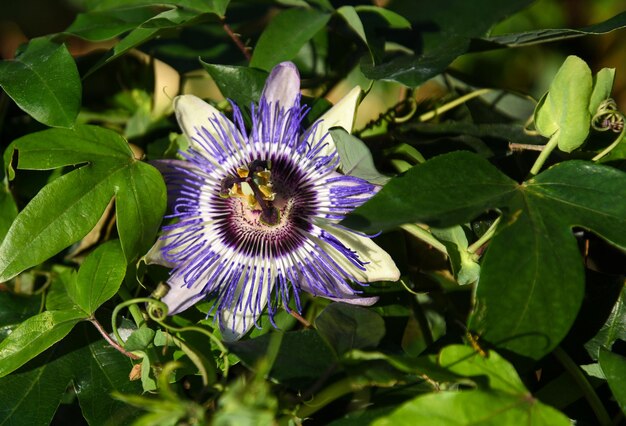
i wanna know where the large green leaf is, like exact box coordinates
[250,8,331,71]
[0,324,142,426]
[373,344,570,425]
[343,152,626,359]
[0,38,81,128]
[0,125,166,281]
[66,240,127,316]
[0,292,41,343]
[0,309,87,378]
[361,0,533,86]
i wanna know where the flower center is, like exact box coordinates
[220,159,280,226]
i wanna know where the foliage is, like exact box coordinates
[1,0,626,425]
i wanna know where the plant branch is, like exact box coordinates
[418,88,493,122]
[89,317,140,360]
[529,131,559,176]
[222,20,251,61]
[553,346,612,426]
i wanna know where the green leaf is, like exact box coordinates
[64,6,159,41]
[361,0,533,86]
[338,6,367,45]
[0,292,41,343]
[372,388,571,426]
[481,10,626,47]
[0,344,73,426]
[0,125,166,281]
[0,309,87,378]
[599,348,626,415]
[330,128,390,185]
[438,345,526,393]
[88,0,229,15]
[315,303,385,356]
[66,240,127,315]
[250,8,331,71]
[0,38,81,128]
[200,62,268,108]
[85,7,209,76]
[0,323,142,426]
[534,55,592,152]
[353,6,411,29]
[589,67,616,116]
[0,185,17,241]
[585,283,626,360]
[344,152,626,359]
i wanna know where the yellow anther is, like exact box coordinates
[237,167,249,178]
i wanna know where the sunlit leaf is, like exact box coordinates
[0,309,87,378]
[66,240,127,315]
[0,38,81,128]
[534,55,592,152]
[250,8,331,70]
[344,152,626,359]
[0,125,166,281]
[331,128,390,185]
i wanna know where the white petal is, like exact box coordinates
[143,234,176,268]
[174,94,242,153]
[162,274,207,315]
[260,61,300,110]
[317,223,400,283]
[219,272,273,342]
[309,86,362,159]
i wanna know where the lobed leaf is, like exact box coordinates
[344,152,626,359]
[0,125,166,281]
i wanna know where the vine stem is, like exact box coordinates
[592,124,626,161]
[553,347,612,426]
[222,20,251,61]
[89,318,140,360]
[296,377,365,419]
[467,217,501,254]
[418,88,493,122]
[529,131,559,176]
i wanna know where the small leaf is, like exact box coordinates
[67,239,127,315]
[431,227,480,285]
[589,67,616,115]
[599,348,626,415]
[353,6,411,29]
[534,55,592,152]
[0,309,87,378]
[250,8,331,70]
[0,38,81,128]
[200,62,267,108]
[330,128,390,185]
[315,303,385,355]
[338,6,367,45]
[585,283,626,360]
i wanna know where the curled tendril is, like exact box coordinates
[111,293,230,382]
[592,98,624,133]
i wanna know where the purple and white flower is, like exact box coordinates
[148,62,400,341]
